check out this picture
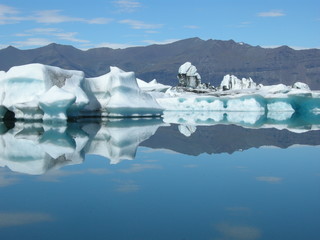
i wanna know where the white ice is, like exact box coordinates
[0,64,163,120]
[220,74,256,90]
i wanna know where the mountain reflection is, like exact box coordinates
[0,112,320,175]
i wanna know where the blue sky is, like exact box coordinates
[0,0,319,50]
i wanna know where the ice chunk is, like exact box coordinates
[62,73,89,116]
[39,86,76,121]
[156,96,224,111]
[137,78,170,92]
[261,84,290,94]
[178,125,197,137]
[15,100,43,120]
[178,62,192,74]
[267,111,294,121]
[292,82,310,90]
[177,62,201,88]
[225,98,264,112]
[267,101,294,112]
[220,74,256,90]
[84,66,163,117]
[0,71,5,81]
[1,64,86,119]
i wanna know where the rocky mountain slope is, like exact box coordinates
[1,38,319,89]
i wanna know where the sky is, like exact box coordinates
[0,0,319,50]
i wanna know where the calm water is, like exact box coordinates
[0,118,319,240]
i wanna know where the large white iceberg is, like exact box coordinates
[0,64,163,120]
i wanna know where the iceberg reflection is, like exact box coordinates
[0,111,320,175]
[162,110,320,132]
[0,118,163,175]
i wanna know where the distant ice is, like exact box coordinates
[220,74,256,90]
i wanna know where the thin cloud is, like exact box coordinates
[0,5,112,25]
[119,19,163,29]
[237,21,251,28]
[140,148,179,155]
[14,33,32,37]
[113,0,141,13]
[53,32,89,43]
[87,18,113,24]
[119,163,162,173]
[0,4,23,24]
[257,10,285,17]
[256,176,283,183]
[184,25,200,29]
[11,38,53,48]
[17,28,89,44]
[31,10,112,24]
[0,173,19,187]
[94,42,137,49]
[27,28,60,33]
[183,164,198,168]
[0,212,53,227]
[214,223,261,240]
[86,168,111,175]
[37,168,109,182]
[225,207,251,212]
[262,45,320,50]
[113,179,140,193]
[31,10,82,23]
[142,39,180,45]
[0,44,9,49]
[37,169,84,182]
[145,30,159,34]
[0,4,18,15]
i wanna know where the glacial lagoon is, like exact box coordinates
[0,112,320,240]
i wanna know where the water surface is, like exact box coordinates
[0,118,319,240]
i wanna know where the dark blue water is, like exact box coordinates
[0,121,319,240]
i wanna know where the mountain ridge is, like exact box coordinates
[1,38,320,89]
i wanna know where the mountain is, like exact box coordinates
[1,38,320,89]
[141,124,320,156]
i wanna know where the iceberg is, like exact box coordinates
[0,64,163,120]
[83,67,163,117]
[177,62,202,88]
[220,74,256,90]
